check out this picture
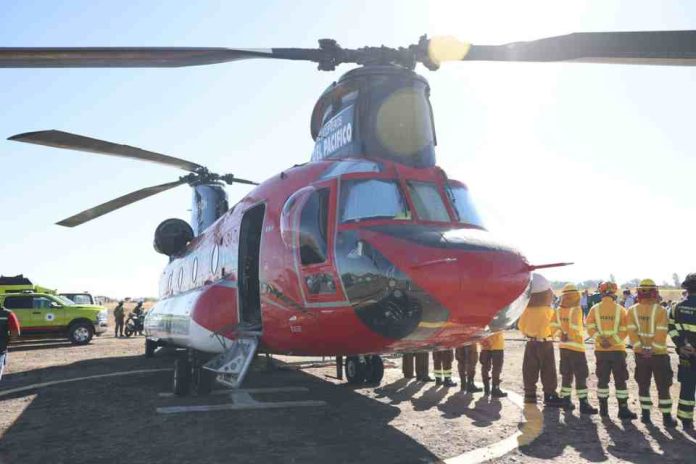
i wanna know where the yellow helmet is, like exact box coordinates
[637,278,659,301]
[562,283,578,294]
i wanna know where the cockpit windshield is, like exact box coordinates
[446,183,484,228]
[340,179,411,223]
[407,181,450,222]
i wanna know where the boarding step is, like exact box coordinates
[203,335,258,389]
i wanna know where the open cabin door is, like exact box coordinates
[237,203,265,328]
[281,180,344,305]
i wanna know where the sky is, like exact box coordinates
[0,1,695,297]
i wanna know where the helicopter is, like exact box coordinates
[3,30,695,395]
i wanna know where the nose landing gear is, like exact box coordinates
[344,355,384,385]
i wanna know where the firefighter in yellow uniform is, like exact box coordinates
[432,350,457,387]
[518,273,563,406]
[479,332,507,397]
[550,283,598,414]
[586,281,637,420]
[627,279,677,427]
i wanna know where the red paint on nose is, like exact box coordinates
[361,227,529,345]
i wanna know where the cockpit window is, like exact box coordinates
[299,188,330,265]
[340,179,411,223]
[446,183,484,227]
[320,160,381,180]
[407,182,450,222]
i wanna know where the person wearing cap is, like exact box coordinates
[113,300,126,337]
[432,349,457,387]
[669,273,696,431]
[550,283,598,414]
[518,273,563,406]
[479,332,506,397]
[586,281,637,420]
[626,279,676,427]
[456,343,482,393]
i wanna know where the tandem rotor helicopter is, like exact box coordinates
[3,30,695,395]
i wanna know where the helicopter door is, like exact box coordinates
[287,181,343,305]
[238,203,265,328]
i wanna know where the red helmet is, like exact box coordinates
[598,281,618,297]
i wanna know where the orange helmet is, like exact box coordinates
[637,278,659,301]
[598,281,618,298]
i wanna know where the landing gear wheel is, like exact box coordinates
[173,354,192,396]
[365,355,384,385]
[68,322,94,345]
[194,367,215,396]
[145,339,157,358]
[345,356,367,385]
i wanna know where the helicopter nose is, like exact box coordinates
[358,225,530,342]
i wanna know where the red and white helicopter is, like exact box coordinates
[4,31,695,394]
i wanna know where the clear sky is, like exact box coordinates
[1,1,694,297]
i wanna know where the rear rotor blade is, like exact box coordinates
[57,179,186,227]
[0,47,320,68]
[9,130,202,172]
[449,30,696,66]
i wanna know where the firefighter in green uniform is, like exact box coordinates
[669,273,696,431]
[113,300,125,337]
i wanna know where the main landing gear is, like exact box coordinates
[172,349,216,396]
[344,355,384,385]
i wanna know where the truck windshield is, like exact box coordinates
[446,183,484,228]
[340,179,411,223]
[56,295,77,305]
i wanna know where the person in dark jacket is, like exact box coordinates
[0,304,21,382]
[669,273,696,431]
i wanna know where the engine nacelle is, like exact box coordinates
[153,218,194,256]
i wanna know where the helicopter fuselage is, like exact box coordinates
[145,157,531,356]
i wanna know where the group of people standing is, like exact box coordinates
[401,272,696,432]
[402,329,508,398]
[520,272,696,431]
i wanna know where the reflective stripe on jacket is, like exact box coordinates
[627,303,669,355]
[550,305,586,352]
[585,298,628,352]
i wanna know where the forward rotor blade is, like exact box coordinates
[0,47,318,68]
[429,31,696,66]
[9,130,203,172]
[220,174,258,186]
[57,179,186,227]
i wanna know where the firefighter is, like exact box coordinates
[479,332,506,397]
[456,343,482,393]
[586,281,637,420]
[669,273,696,431]
[114,300,125,337]
[627,279,676,427]
[550,283,598,414]
[432,350,457,387]
[518,273,563,406]
[0,303,21,382]
[403,352,433,381]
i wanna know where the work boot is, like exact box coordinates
[435,377,442,386]
[483,380,491,396]
[682,419,694,431]
[442,377,457,388]
[641,410,652,424]
[561,396,576,411]
[418,376,435,383]
[491,384,508,398]
[618,401,637,420]
[579,399,598,415]
[544,392,564,407]
[466,377,483,393]
[524,394,537,404]
[662,413,677,428]
[599,399,609,417]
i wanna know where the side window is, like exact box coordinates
[3,296,32,309]
[299,188,330,266]
[33,297,55,309]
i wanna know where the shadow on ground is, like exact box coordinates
[0,353,439,464]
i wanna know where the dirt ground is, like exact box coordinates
[1,331,695,464]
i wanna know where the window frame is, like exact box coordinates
[405,180,453,223]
